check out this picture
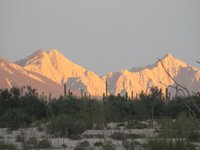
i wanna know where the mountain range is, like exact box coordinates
[1,49,200,98]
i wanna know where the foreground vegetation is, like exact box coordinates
[0,87,200,149]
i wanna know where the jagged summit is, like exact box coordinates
[30,48,61,56]
[27,49,47,59]
[47,48,74,67]
[0,56,7,63]
[130,53,178,72]
[162,53,174,60]
[16,49,46,66]
[35,49,46,54]
[159,53,187,68]
[47,48,64,58]
[48,48,60,54]
[156,53,186,69]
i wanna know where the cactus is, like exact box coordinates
[131,91,134,100]
[165,88,171,100]
[105,79,108,97]
[64,84,67,99]
[103,93,106,100]
[166,88,169,100]
[175,85,178,98]
[40,92,45,100]
[117,93,121,97]
[68,89,73,96]
[159,88,162,99]
[81,89,83,99]
[49,92,51,101]
[125,92,128,100]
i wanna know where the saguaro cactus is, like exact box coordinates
[81,89,83,99]
[64,84,67,99]
[125,92,128,100]
[105,79,108,97]
[103,93,106,100]
[131,91,134,100]
[165,88,169,100]
[175,85,178,98]
[49,92,51,101]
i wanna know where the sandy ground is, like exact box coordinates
[0,121,199,150]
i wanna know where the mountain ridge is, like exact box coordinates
[0,57,63,97]
[16,49,105,97]
[1,49,200,98]
[105,53,199,97]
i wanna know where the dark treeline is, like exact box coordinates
[0,86,200,137]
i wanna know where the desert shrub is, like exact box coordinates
[68,134,82,140]
[83,134,104,139]
[122,139,136,150]
[0,108,31,129]
[144,138,195,150]
[117,123,126,127]
[26,136,37,146]
[166,98,188,118]
[110,132,124,140]
[126,120,148,129]
[93,123,105,130]
[15,134,24,142]
[37,126,45,132]
[47,114,92,138]
[37,138,52,148]
[75,141,92,150]
[19,95,47,120]
[94,141,104,147]
[159,113,198,139]
[188,131,200,142]
[0,87,47,129]
[0,141,18,150]
[110,132,141,140]
[6,128,12,134]
[102,142,116,150]
[61,143,68,149]
[103,98,136,122]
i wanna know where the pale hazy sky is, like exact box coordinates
[0,0,200,75]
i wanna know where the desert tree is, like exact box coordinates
[158,58,200,129]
